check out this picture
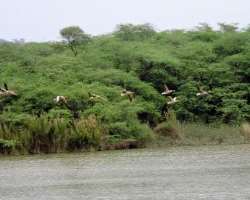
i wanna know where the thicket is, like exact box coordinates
[0,23,249,154]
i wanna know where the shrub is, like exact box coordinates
[0,139,18,154]
[154,122,180,139]
[108,120,153,142]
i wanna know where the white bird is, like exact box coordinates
[54,96,80,119]
[196,87,209,97]
[121,89,135,102]
[54,96,67,104]
[167,96,179,105]
[161,84,175,96]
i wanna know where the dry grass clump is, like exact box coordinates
[240,123,250,141]
[153,111,182,142]
[67,115,105,151]
[154,122,180,139]
[152,111,243,146]
[178,123,243,145]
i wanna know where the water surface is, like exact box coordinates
[0,145,250,200]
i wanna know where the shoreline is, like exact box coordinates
[0,135,248,157]
[1,120,249,156]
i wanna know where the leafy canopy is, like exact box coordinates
[60,26,90,56]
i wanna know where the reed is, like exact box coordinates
[178,123,243,145]
[67,115,105,151]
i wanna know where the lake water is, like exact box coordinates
[0,145,250,200]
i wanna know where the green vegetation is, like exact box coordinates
[60,26,90,56]
[0,23,249,154]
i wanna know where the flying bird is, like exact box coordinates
[167,96,179,105]
[54,96,68,104]
[0,83,17,97]
[54,96,80,119]
[121,89,135,102]
[196,87,209,97]
[161,84,175,96]
[88,92,107,102]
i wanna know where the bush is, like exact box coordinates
[108,120,153,142]
[154,122,180,139]
[0,139,18,154]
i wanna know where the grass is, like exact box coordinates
[152,121,245,147]
[0,119,247,155]
[150,111,245,147]
[67,115,104,151]
[178,123,244,145]
[240,123,250,141]
[0,114,107,155]
[0,113,155,155]
[0,110,247,155]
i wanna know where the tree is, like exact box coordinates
[213,33,246,56]
[114,23,156,41]
[218,23,238,32]
[60,26,90,56]
[195,23,213,32]
[242,24,250,32]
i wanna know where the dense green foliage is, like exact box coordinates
[0,23,249,154]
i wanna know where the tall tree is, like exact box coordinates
[60,26,90,56]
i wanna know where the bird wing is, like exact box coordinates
[164,84,169,91]
[198,86,205,92]
[56,96,60,102]
[97,95,107,101]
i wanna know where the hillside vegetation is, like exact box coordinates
[0,23,250,154]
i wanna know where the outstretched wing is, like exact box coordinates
[164,84,169,91]
[198,85,206,92]
[4,83,8,90]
